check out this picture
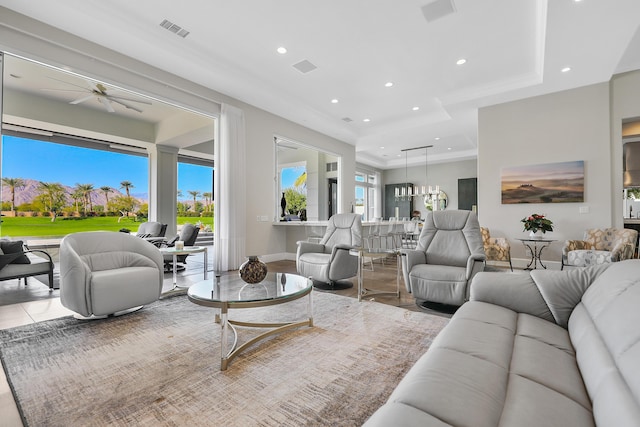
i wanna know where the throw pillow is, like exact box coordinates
[0,240,31,264]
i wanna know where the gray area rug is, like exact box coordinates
[0,291,449,426]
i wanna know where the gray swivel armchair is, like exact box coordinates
[296,213,362,290]
[402,210,486,309]
[60,231,164,318]
[136,221,167,247]
[162,223,200,272]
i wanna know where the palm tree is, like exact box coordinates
[37,181,65,221]
[100,186,112,212]
[71,189,84,214]
[1,177,25,213]
[202,192,212,211]
[188,190,201,211]
[294,171,307,188]
[120,181,134,198]
[75,183,94,214]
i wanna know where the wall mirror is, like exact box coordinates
[275,137,340,221]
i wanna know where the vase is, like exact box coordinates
[280,192,287,220]
[239,256,268,284]
[529,230,542,239]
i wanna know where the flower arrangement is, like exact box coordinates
[521,213,554,234]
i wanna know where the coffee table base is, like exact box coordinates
[217,315,313,371]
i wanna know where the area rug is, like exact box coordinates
[0,292,449,427]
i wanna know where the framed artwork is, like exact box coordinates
[501,160,584,204]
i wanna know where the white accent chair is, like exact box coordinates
[296,213,362,290]
[60,231,164,318]
[402,210,485,308]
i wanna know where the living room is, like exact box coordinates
[1,1,640,426]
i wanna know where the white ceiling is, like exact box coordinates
[1,0,640,169]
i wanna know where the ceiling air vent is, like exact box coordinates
[160,19,190,38]
[342,117,353,123]
[421,0,456,23]
[292,60,318,74]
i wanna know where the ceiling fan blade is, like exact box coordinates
[106,94,152,105]
[110,98,143,113]
[69,94,95,105]
[97,97,116,113]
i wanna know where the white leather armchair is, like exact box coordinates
[60,231,164,318]
[402,210,485,308]
[296,213,362,290]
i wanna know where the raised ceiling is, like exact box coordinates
[1,0,639,169]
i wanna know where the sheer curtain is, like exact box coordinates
[214,104,246,271]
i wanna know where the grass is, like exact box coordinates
[0,216,213,239]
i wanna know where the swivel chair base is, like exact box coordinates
[416,300,459,315]
[312,279,354,291]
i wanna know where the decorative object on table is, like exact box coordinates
[175,240,184,250]
[298,208,307,221]
[280,192,287,221]
[501,160,584,204]
[521,213,553,238]
[239,255,268,284]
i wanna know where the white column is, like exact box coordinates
[148,144,179,237]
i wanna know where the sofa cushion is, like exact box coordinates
[0,240,30,264]
[365,301,594,426]
[569,260,640,427]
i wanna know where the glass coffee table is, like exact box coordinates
[187,272,313,370]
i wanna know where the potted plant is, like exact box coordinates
[521,214,553,238]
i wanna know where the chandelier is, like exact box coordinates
[394,145,440,206]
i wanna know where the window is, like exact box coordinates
[355,170,379,221]
[177,157,214,231]
[0,133,148,238]
[278,162,307,219]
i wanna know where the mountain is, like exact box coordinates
[0,178,147,209]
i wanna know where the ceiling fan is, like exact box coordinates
[42,76,152,113]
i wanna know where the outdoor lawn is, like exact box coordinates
[0,216,212,239]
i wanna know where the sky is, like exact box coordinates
[2,136,213,199]
[281,165,305,190]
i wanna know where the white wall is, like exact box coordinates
[478,83,612,268]
[383,159,477,218]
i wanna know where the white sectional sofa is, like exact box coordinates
[364,260,640,426]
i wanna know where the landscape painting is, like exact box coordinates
[501,160,584,204]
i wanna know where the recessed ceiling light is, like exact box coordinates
[363,118,371,122]
[561,67,572,73]
[412,106,420,111]
[435,137,441,140]
[385,82,394,88]
[456,58,467,65]
[397,154,402,157]
[277,47,287,54]
[380,146,385,149]
[448,147,452,150]
[331,99,339,104]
